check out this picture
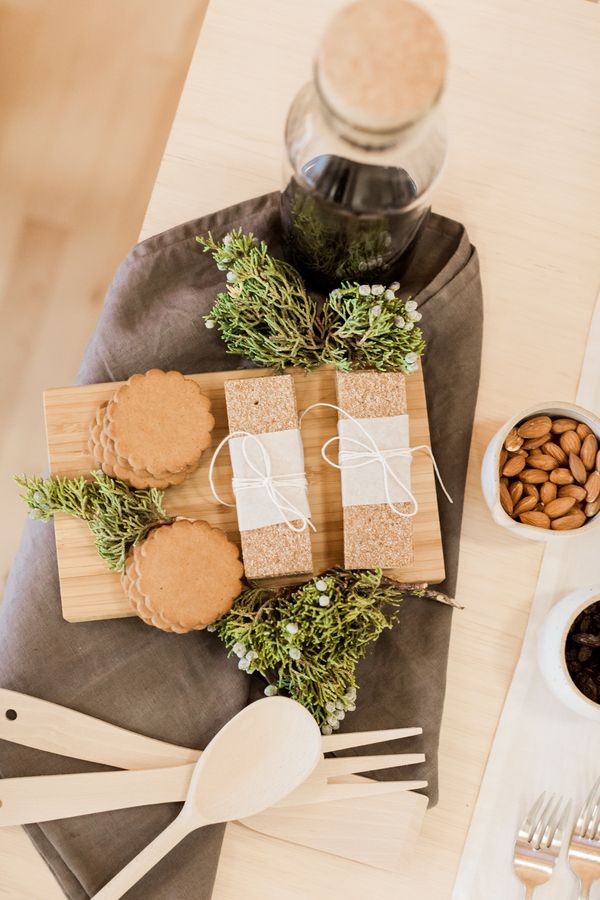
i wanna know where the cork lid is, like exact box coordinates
[317,0,447,132]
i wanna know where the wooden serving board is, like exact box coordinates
[43,365,444,622]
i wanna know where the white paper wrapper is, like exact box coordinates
[338,415,412,508]
[228,428,311,532]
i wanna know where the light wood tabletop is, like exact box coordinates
[2,0,600,897]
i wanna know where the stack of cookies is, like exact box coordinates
[89,369,215,490]
[122,519,244,632]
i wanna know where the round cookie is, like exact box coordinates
[99,412,195,480]
[90,400,189,490]
[105,370,214,476]
[88,403,117,477]
[122,547,187,633]
[135,519,243,632]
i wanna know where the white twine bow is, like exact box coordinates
[300,403,453,518]
[208,430,315,533]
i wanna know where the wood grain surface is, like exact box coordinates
[44,364,443,622]
[0,0,208,590]
[2,0,600,897]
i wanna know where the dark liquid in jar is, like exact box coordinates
[281,154,429,289]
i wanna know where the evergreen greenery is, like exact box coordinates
[212,568,448,732]
[321,282,426,373]
[197,230,325,370]
[197,230,426,374]
[15,472,172,572]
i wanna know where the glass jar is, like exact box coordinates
[281,0,447,289]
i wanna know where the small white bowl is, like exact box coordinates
[481,401,600,542]
[537,585,600,721]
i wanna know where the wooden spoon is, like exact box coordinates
[92,697,321,900]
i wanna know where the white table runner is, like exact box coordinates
[454,293,600,900]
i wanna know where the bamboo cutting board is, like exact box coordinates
[43,365,444,622]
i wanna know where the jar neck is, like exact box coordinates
[314,63,441,152]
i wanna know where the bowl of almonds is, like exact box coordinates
[481,402,600,540]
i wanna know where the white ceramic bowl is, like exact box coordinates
[537,585,600,721]
[481,401,600,542]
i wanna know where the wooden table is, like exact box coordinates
[2,0,600,896]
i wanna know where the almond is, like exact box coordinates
[510,480,524,505]
[522,433,551,450]
[524,484,540,499]
[502,456,526,477]
[542,441,567,465]
[551,509,587,530]
[529,454,558,471]
[504,427,524,452]
[569,451,587,485]
[580,433,598,470]
[517,416,553,439]
[585,497,600,518]
[550,468,574,485]
[558,484,587,501]
[519,510,551,529]
[597,449,600,472]
[500,481,513,515]
[585,470,600,503]
[560,430,581,455]
[540,482,557,505]
[544,497,576,519]
[514,495,538,516]
[499,447,508,474]
[551,418,578,435]
[519,468,549,484]
[577,423,592,439]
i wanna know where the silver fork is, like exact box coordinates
[568,778,600,900]
[513,792,571,899]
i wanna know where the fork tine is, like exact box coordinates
[519,793,545,841]
[575,778,600,838]
[547,797,571,849]
[594,807,600,843]
[586,793,600,840]
[532,794,556,849]
[541,795,564,848]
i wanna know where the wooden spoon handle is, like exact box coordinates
[92,815,193,900]
[0,689,199,769]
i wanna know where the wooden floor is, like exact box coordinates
[0,0,207,591]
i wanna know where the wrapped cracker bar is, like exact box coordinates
[223,375,313,579]
[335,370,414,570]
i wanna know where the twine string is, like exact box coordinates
[300,402,453,518]
[208,430,315,533]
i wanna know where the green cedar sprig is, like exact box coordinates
[321,282,425,373]
[15,472,172,572]
[197,229,426,373]
[196,230,325,371]
[211,568,448,732]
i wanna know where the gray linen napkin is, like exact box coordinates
[0,192,482,899]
